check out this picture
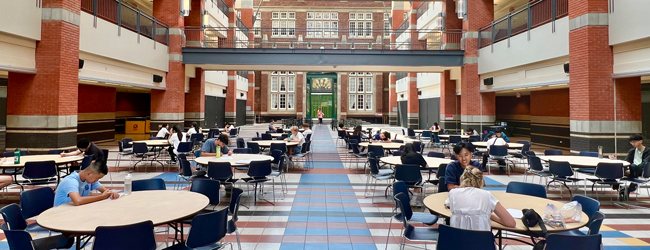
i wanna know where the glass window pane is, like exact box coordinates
[365,13,372,20]
[271,94,278,109]
[287,94,294,109]
[307,21,314,38]
[349,77,356,93]
[323,21,330,38]
[357,95,364,110]
[272,21,279,36]
[331,21,338,37]
[307,12,314,19]
[357,77,364,92]
[365,22,372,37]
[289,21,295,36]
[280,12,287,19]
[349,94,356,110]
[366,94,372,110]
[288,77,294,92]
[272,12,279,19]
[323,12,330,20]
[315,12,322,19]
[349,22,355,37]
[280,77,286,91]
[280,94,286,109]
[356,21,363,37]
[315,21,322,37]
[384,13,389,20]
[271,76,278,92]
[349,13,356,20]
[332,12,338,20]
[366,77,372,92]
[289,12,295,19]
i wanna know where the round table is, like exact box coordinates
[129,139,170,147]
[269,133,286,138]
[37,190,208,235]
[195,155,274,167]
[255,140,300,148]
[358,142,404,150]
[0,155,84,168]
[472,142,525,149]
[380,156,452,169]
[424,192,589,235]
[538,155,630,168]
[413,129,431,133]
[438,134,470,139]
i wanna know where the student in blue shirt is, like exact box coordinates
[54,162,118,206]
[445,142,482,191]
[201,134,233,156]
[496,130,510,143]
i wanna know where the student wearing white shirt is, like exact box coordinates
[301,123,313,139]
[225,123,236,134]
[156,124,170,138]
[285,126,304,154]
[167,126,187,163]
[482,132,509,173]
[187,122,198,137]
[447,166,515,231]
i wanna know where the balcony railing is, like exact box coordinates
[396,72,407,81]
[81,0,169,45]
[183,27,462,51]
[236,16,249,35]
[395,18,410,39]
[416,2,428,19]
[237,71,249,79]
[478,0,567,48]
[215,0,229,17]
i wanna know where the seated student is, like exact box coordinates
[447,166,516,231]
[0,158,13,189]
[445,142,483,191]
[187,122,198,137]
[466,128,479,136]
[610,134,650,198]
[201,134,233,157]
[496,130,510,143]
[54,162,119,206]
[167,126,187,163]
[156,124,170,139]
[225,122,236,133]
[372,131,392,143]
[372,130,382,140]
[400,143,427,206]
[431,122,442,132]
[301,123,313,139]
[482,132,509,173]
[61,138,105,164]
[338,123,345,130]
[285,126,305,154]
[269,120,278,132]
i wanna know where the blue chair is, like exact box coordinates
[587,162,625,200]
[116,141,134,171]
[364,153,394,203]
[122,138,134,151]
[165,208,229,250]
[243,160,274,205]
[236,138,245,148]
[367,144,385,159]
[79,154,93,170]
[207,162,238,189]
[93,220,156,250]
[269,143,287,155]
[393,192,438,249]
[47,150,63,155]
[231,129,239,138]
[407,128,416,139]
[189,133,204,149]
[176,158,197,190]
[247,142,260,154]
[445,135,462,153]
[208,128,220,138]
[19,187,54,231]
[180,179,222,226]
[3,151,29,157]
[544,149,563,155]
[19,161,58,191]
[413,141,423,154]
[437,224,496,250]
[0,204,27,230]
[420,131,432,144]
[233,148,252,154]
[227,188,244,250]
[544,234,602,250]
[487,145,510,175]
[547,161,582,198]
[2,228,74,250]
[132,178,166,191]
[579,151,598,157]
[427,152,445,158]
[575,151,599,175]
[176,142,193,158]
[525,155,552,183]
[132,142,154,171]
[350,142,368,171]
[560,204,605,236]
[506,181,547,198]
[392,151,402,156]
[261,133,272,140]
[270,150,287,194]
[386,181,438,247]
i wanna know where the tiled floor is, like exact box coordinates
[2,123,650,249]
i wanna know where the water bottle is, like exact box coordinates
[598,145,603,159]
[216,145,221,158]
[124,174,132,196]
[13,149,20,164]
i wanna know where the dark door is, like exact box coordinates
[419,98,440,129]
[204,96,217,128]
[398,101,408,128]
[216,97,226,128]
[236,99,246,126]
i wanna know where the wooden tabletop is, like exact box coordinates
[380,156,452,169]
[195,155,274,167]
[358,142,404,150]
[0,155,84,168]
[413,129,432,133]
[269,133,286,138]
[472,142,525,149]
[424,192,589,234]
[438,134,470,139]
[130,140,170,146]
[37,190,208,234]
[538,155,630,168]
[255,140,300,147]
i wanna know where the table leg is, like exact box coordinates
[497,230,503,250]
[76,236,81,250]
[150,146,166,170]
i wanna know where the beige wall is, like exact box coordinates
[0,0,41,41]
[612,38,650,77]
[480,57,569,92]
[0,33,36,72]
[609,0,650,46]
[79,52,167,89]
[206,71,228,97]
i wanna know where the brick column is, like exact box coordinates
[567,0,640,154]
[254,71,262,120]
[6,0,81,152]
[375,73,384,120]
[439,70,458,131]
[388,73,398,126]
[185,68,205,128]
[184,0,204,47]
[259,72,269,119]
[152,0,185,129]
[296,73,304,119]
[340,73,348,119]
[246,72,256,124]
[442,0,462,49]
[406,73,419,129]
[225,71,237,125]
[460,0,494,132]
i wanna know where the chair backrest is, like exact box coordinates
[488,145,508,157]
[247,160,272,178]
[579,151,598,157]
[190,133,203,144]
[392,151,402,156]
[421,131,432,138]
[80,155,93,170]
[450,155,457,160]
[544,149,563,155]
[230,129,238,137]
[516,140,530,145]
[393,192,413,230]
[117,141,125,153]
[337,130,347,138]
[208,128,220,138]
[351,143,361,154]
[179,158,193,177]
[392,181,409,201]
[437,224,495,250]
[102,149,109,165]
[407,128,416,137]
[3,151,30,157]
[642,162,650,179]
[132,178,166,191]
[132,142,149,154]
[469,135,480,142]
[190,179,221,206]
[0,204,27,230]
[19,187,54,220]
[3,228,38,250]
[233,148,252,154]
[367,153,380,175]
[413,141,423,153]
[528,156,544,171]
[368,145,385,158]
[544,234,601,250]
[47,149,64,155]
[270,149,283,165]
[394,164,422,185]
[229,188,244,224]
[449,135,462,143]
[506,181,547,198]
[207,162,233,181]
[392,139,404,143]
[177,142,193,154]
[594,162,624,179]
[122,138,133,149]
[247,142,260,154]
[572,195,600,224]
[270,143,287,154]
[261,134,272,140]
[438,164,449,193]
[236,138,245,148]
[427,152,446,158]
[185,208,229,248]
[276,128,284,133]
[548,161,574,178]
[22,161,57,180]
[587,211,605,235]
[93,220,156,250]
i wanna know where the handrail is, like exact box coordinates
[236,16,250,34]
[216,0,229,17]
[237,71,249,79]
[416,2,428,19]
[478,0,567,48]
[81,0,169,45]
[395,17,410,39]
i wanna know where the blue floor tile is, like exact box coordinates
[280,243,305,250]
[310,207,327,212]
[346,217,366,223]
[327,207,344,212]
[348,229,372,236]
[327,217,347,222]
[601,231,633,238]
[306,228,328,236]
[288,216,308,222]
[291,206,309,211]
[308,216,328,222]
[343,207,362,212]
[328,228,349,235]
[305,243,330,250]
[284,228,307,235]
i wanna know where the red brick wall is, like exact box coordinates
[376,73,384,113]
[440,70,456,116]
[496,95,530,116]
[247,72,256,113]
[340,74,348,118]
[407,72,418,113]
[185,68,205,113]
[389,74,397,111]
[150,62,186,114]
[462,0,494,32]
[78,85,116,113]
[260,72,268,112]
[43,0,81,13]
[116,93,151,115]
[225,71,237,112]
[616,77,642,121]
[530,89,569,117]
[568,0,608,18]
[443,0,462,29]
[296,73,303,118]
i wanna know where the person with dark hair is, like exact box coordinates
[269,120,278,132]
[156,124,170,138]
[167,126,186,163]
[401,143,427,169]
[225,122,236,133]
[445,142,482,191]
[352,125,363,137]
[373,131,392,143]
[431,122,441,132]
[339,123,345,129]
[610,134,650,199]
[54,161,118,206]
[465,128,478,136]
[317,108,324,124]
[61,138,104,164]
[201,133,233,157]
[187,122,199,137]
[302,123,313,138]
[495,129,510,143]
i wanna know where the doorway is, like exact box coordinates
[307,73,338,119]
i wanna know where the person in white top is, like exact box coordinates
[167,126,187,163]
[285,126,304,154]
[187,122,198,137]
[225,123,236,134]
[483,132,509,172]
[301,123,313,140]
[447,166,516,231]
[156,124,170,138]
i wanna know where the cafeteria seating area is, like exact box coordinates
[0,121,649,250]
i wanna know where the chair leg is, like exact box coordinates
[234,229,242,250]
[385,216,393,250]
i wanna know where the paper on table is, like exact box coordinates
[2,161,13,165]
[220,156,234,160]
[64,155,79,158]
[507,208,523,219]
[235,159,253,164]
